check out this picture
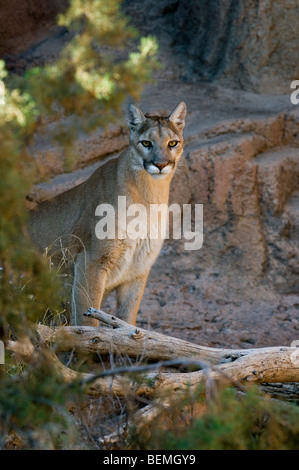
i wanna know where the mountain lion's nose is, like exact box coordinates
[153,162,168,171]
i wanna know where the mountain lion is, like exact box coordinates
[28,102,187,327]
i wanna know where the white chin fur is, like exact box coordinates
[149,172,169,180]
[146,163,173,179]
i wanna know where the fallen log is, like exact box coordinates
[6,308,299,400]
[6,308,299,450]
[36,310,231,363]
[36,307,282,365]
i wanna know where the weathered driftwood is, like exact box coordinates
[7,308,299,401]
[8,334,299,449]
[260,383,299,401]
[36,307,289,366]
[82,348,299,398]
[6,338,128,396]
[6,337,35,361]
[36,309,234,364]
[6,308,299,450]
[99,399,175,448]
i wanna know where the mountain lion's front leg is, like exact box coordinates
[115,274,149,325]
[71,252,107,327]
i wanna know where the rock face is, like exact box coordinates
[2,1,299,92]
[0,0,69,72]
[170,108,299,297]
[123,0,299,93]
[1,0,299,347]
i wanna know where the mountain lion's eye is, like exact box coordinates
[168,140,178,147]
[141,140,151,147]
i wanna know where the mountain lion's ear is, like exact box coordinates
[168,102,187,130]
[128,104,146,127]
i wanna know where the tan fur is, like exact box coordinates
[28,102,187,326]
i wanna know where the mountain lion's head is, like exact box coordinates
[128,102,186,180]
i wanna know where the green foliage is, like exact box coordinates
[0,0,158,449]
[130,386,299,450]
[0,63,60,335]
[15,0,158,146]
[1,356,81,449]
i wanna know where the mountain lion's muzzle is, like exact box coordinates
[144,160,175,178]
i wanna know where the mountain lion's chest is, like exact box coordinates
[106,235,164,290]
